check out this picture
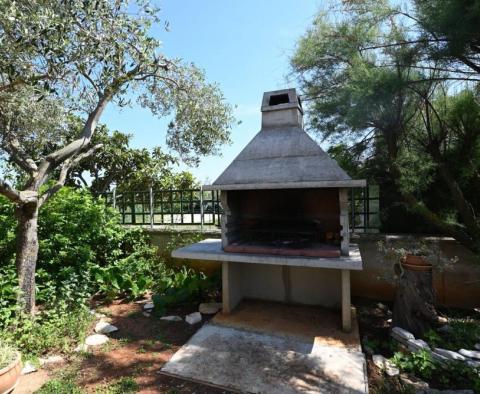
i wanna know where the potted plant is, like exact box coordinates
[0,342,21,394]
[401,243,432,272]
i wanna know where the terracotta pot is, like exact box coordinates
[0,352,22,394]
[403,254,430,267]
[401,262,433,272]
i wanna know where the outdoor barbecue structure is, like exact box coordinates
[172,88,366,331]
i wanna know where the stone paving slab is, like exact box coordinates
[161,323,368,393]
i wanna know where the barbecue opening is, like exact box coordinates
[268,93,290,106]
[222,188,343,257]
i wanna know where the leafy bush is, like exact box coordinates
[435,320,480,350]
[158,230,204,265]
[1,307,94,358]
[36,378,83,394]
[152,266,220,315]
[0,265,19,328]
[0,187,220,358]
[100,377,139,394]
[0,188,161,325]
[0,341,18,369]
[0,187,164,357]
[391,349,437,380]
[391,349,480,391]
[36,187,158,302]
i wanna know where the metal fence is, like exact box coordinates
[99,188,222,227]
[350,185,380,233]
[98,185,379,231]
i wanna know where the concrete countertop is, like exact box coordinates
[171,239,363,270]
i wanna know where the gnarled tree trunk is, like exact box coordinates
[392,264,438,338]
[15,200,39,315]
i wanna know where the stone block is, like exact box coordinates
[433,348,466,361]
[392,327,415,341]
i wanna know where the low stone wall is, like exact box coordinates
[146,227,480,309]
[147,226,222,275]
[351,234,480,308]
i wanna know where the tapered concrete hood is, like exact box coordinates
[204,89,366,191]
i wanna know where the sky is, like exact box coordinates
[101,0,322,184]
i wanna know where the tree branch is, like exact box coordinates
[0,178,22,202]
[0,74,51,92]
[2,135,38,174]
[32,92,112,189]
[38,144,103,206]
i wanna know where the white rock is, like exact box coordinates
[143,302,154,311]
[391,332,409,345]
[372,354,387,368]
[199,302,222,315]
[95,313,106,319]
[185,312,202,325]
[372,354,400,376]
[437,316,448,324]
[143,312,151,317]
[94,321,118,334]
[160,315,183,322]
[385,364,400,377]
[433,348,466,361]
[407,339,430,352]
[466,359,480,368]
[399,373,429,390]
[39,355,64,366]
[74,343,89,352]
[459,349,480,360]
[475,343,480,351]
[377,302,388,311]
[434,391,474,394]
[392,327,415,341]
[85,334,109,346]
[21,362,37,375]
[431,351,449,363]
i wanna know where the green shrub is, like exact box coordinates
[0,188,161,327]
[0,187,164,357]
[152,266,220,315]
[159,231,204,266]
[0,341,18,369]
[0,265,19,327]
[391,349,437,380]
[0,187,220,358]
[99,377,139,394]
[36,378,83,394]
[437,320,480,350]
[391,349,480,391]
[1,307,94,358]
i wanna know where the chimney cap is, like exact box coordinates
[261,88,303,114]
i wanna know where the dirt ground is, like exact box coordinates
[16,299,233,393]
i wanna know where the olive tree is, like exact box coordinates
[0,0,234,314]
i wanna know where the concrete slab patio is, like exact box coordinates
[161,301,368,393]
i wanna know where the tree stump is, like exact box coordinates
[392,262,437,338]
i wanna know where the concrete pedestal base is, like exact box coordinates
[172,240,361,333]
[222,261,352,332]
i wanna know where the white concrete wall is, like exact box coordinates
[232,263,342,308]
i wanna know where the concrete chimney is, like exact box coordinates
[261,88,303,129]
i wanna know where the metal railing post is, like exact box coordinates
[149,186,154,229]
[112,187,116,210]
[200,185,204,231]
